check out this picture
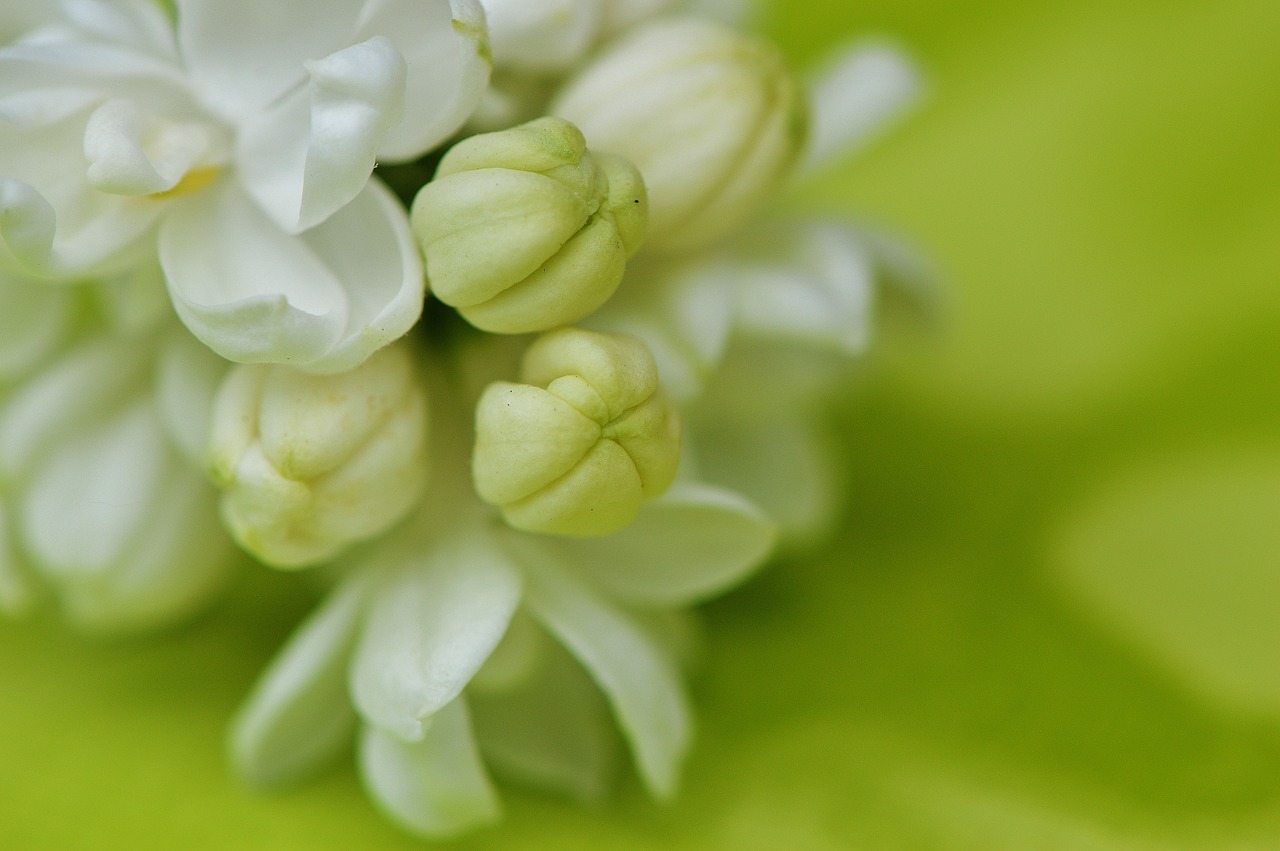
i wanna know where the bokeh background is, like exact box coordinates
[3,0,1278,847]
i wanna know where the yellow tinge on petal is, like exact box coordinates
[473,327,679,537]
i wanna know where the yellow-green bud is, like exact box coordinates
[552,18,807,253]
[473,328,679,537]
[207,343,428,568]
[411,117,647,334]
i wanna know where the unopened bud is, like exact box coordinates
[412,117,647,333]
[207,343,429,568]
[553,18,807,252]
[473,328,679,536]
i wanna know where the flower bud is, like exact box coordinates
[552,18,807,252]
[473,328,679,537]
[411,117,647,334]
[207,342,429,568]
[480,0,601,74]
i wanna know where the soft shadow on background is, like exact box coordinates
[3,1,1278,848]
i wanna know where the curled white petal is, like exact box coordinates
[237,36,408,232]
[84,98,221,196]
[360,0,492,161]
[160,178,423,372]
[359,697,501,839]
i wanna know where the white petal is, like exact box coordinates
[20,407,164,576]
[688,415,842,547]
[0,336,150,481]
[359,697,500,838]
[471,638,618,802]
[0,41,189,108]
[230,574,369,788]
[801,41,922,174]
[236,37,407,232]
[350,535,522,741]
[18,401,233,630]
[523,560,691,798]
[0,144,161,278]
[517,482,776,607]
[152,328,230,467]
[160,179,423,372]
[356,0,491,160]
[0,271,73,383]
[730,219,875,355]
[56,0,179,60]
[175,0,364,119]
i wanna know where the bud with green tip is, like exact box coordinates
[207,343,429,569]
[411,117,647,334]
[473,327,679,537]
[552,17,807,253]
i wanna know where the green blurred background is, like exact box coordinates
[3,1,1278,847]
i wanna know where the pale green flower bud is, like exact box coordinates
[207,342,429,568]
[411,117,647,334]
[473,328,679,537]
[552,17,807,252]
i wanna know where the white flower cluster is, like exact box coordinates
[0,0,919,838]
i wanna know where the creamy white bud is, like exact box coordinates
[553,17,807,252]
[207,342,429,568]
[473,328,679,536]
[480,0,601,73]
[413,117,647,334]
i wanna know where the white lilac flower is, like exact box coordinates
[1,0,920,840]
[228,348,775,836]
[0,0,489,371]
[412,117,647,333]
[0,319,236,630]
